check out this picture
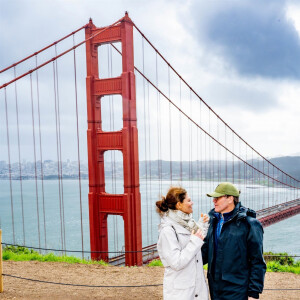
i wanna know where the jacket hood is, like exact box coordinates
[238,204,256,218]
[208,202,256,220]
[158,215,170,231]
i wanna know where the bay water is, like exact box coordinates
[0,179,299,259]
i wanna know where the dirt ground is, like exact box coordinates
[0,261,299,299]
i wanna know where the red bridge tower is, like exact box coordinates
[85,13,142,266]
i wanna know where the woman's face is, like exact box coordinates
[176,193,193,214]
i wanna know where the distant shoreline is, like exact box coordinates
[1,156,299,181]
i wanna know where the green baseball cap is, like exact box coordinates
[207,182,240,198]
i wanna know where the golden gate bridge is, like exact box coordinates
[0,13,299,267]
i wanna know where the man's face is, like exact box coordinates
[213,195,234,214]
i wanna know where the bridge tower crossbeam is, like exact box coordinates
[85,13,142,266]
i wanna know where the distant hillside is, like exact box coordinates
[269,156,300,180]
[138,156,300,181]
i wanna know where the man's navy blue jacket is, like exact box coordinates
[201,202,266,300]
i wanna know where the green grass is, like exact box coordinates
[2,245,108,265]
[147,252,300,274]
[266,260,300,274]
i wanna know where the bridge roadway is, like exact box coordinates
[257,198,300,227]
[109,199,300,266]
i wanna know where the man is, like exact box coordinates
[201,182,266,300]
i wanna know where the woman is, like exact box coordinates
[156,186,209,300]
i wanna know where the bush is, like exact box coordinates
[263,251,300,274]
[264,251,295,266]
[147,259,163,267]
[3,245,35,255]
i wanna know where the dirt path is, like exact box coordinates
[0,261,299,299]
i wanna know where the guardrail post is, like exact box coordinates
[0,229,3,292]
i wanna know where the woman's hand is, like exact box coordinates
[198,213,209,239]
[192,229,205,240]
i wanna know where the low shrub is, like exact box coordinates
[264,251,295,265]
[147,259,163,267]
[263,251,300,274]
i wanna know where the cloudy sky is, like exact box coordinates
[1,0,300,163]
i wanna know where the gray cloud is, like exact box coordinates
[190,0,300,79]
[199,80,277,112]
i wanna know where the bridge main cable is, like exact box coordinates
[131,22,300,184]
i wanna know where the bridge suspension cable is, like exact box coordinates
[13,66,26,245]
[34,57,47,249]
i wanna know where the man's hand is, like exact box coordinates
[201,213,209,223]
[248,297,256,300]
